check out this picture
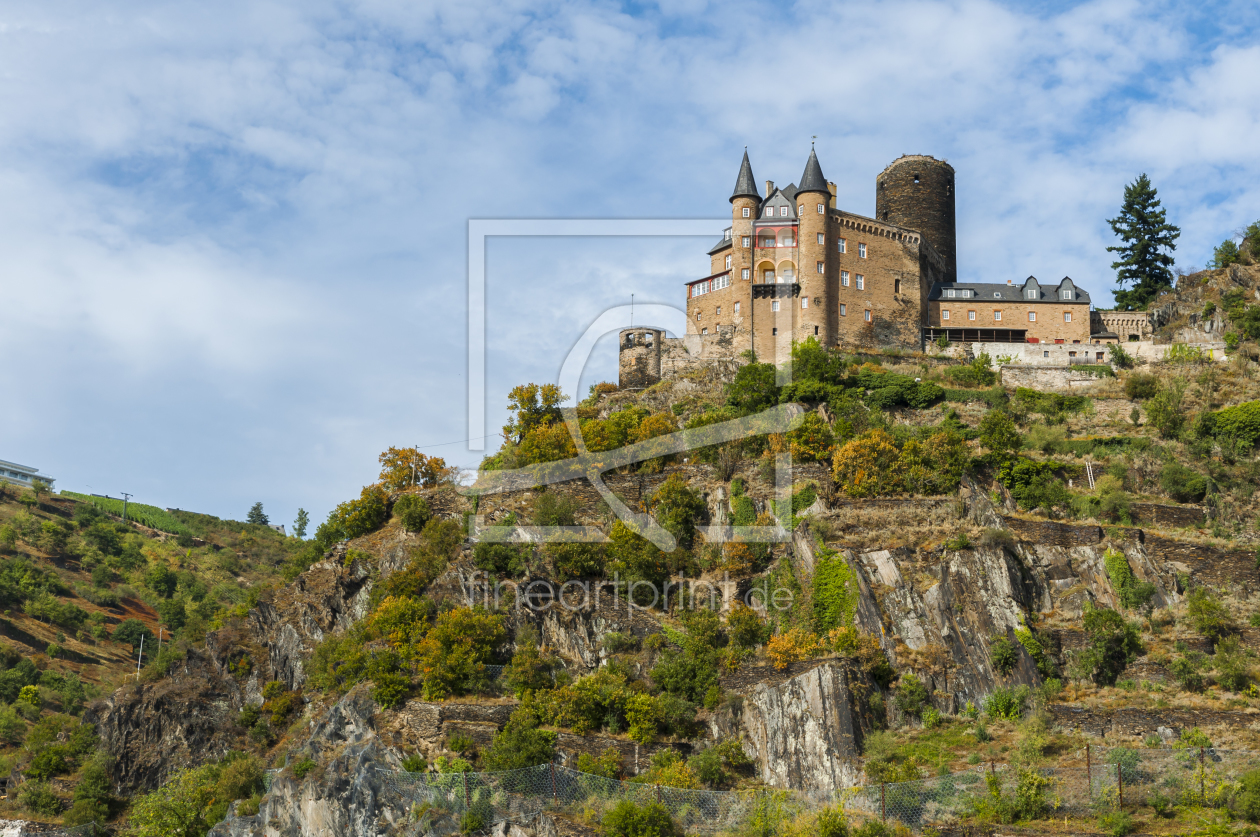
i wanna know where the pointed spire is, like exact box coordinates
[798,144,828,194]
[730,148,759,203]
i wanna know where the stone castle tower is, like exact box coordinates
[685,147,954,358]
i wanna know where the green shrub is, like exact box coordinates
[1234,767,1260,822]
[984,685,1028,720]
[1123,373,1159,400]
[894,673,930,717]
[602,800,681,837]
[292,757,317,779]
[1187,587,1234,641]
[1159,462,1207,503]
[990,636,1018,675]
[945,353,997,388]
[482,711,557,770]
[18,779,60,815]
[1213,400,1260,447]
[392,495,431,532]
[1097,809,1135,836]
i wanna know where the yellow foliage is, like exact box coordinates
[766,627,823,670]
[831,429,901,498]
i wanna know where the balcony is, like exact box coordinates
[753,283,800,299]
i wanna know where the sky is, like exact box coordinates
[1,0,1258,528]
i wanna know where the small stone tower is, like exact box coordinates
[796,146,831,345]
[618,327,663,390]
[729,150,760,351]
[875,155,957,281]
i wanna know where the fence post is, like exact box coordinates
[1116,762,1123,809]
[1201,747,1206,803]
[551,762,557,803]
[463,771,470,810]
[880,783,886,822]
[1086,743,1091,798]
[656,784,662,804]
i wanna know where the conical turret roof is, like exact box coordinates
[730,149,759,203]
[798,146,828,194]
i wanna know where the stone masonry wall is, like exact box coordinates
[998,366,1109,392]
[875,155,957,280]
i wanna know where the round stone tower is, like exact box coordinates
[618,327,663,390]
[795,146,832,345]
[875,155,957,280]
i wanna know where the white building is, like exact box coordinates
[0,459,56,490]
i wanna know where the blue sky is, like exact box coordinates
[2,0,1258,528]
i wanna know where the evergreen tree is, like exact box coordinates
[247,502,269,526]
[293,508,309,540]
[1106,174,1181,310]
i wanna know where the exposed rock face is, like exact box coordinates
[84,649,247,793]
[248,557,373,691]
[716,662,872,798]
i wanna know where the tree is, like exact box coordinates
[246,502,269,526]
[113,618,155,653]
[1107,174,1181,310]
[502,383,567,443]
[1208,238,1241,270]
[978,410,1021,456]
[293,508,309,540]
[377,448,454,490]
[726,362,779,414]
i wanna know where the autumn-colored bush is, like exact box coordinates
[766,627,823,670]
[788,412,836,462]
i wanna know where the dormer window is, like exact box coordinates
[1026,289,1037,299]
[780,206,789,217]
[1061,290,1073,300]
[765,207,774,218]
[994,293,1001,298]
[724,230,731,240]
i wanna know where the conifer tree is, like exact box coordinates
[247,502,269,526]
[293,508,309,539]
[1106,174,1180,310]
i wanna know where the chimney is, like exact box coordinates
[1006,279,1011,285]
[828,181,837,209]
[765,180,775,197]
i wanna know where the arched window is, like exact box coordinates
[780,230,795,246]
[758,233,776,248]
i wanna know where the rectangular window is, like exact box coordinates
[701,328,707,334]
[724,229,731,240]
[714,275,730,289]
[856,274,864,290]
[816,261,825,274]
[1043,350,1049,358]
[994,310,1002,321]
[838,238,847,253]
[1064,311,1072,322]
[764,270,775,282]
[1026,289,1037,299]
[945,289,954,298]
[942,310,950,321]
[1061,290,1072,299]
[734,302,740,313]
[772,300,780,311]
[742,207,750,217]
[801,297,809,309]
[780,206,789,217]
[1028,311,1036,322]
[841,270,849,287]
[716,306,721,316]
[840,304,847,316]
[817,232,824,244]
[742,236,751,247]
[797,204,803,215]
[894,278,901,294]
[968,310,976,321]
[741,268,749,280]
[864,309,871,322]
[858,243,867,258]
[817,203,824,214]
[772,327,778,335]
[766,207,774,217]
[725,255,732,269]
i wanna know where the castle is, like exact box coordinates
[619,148,1111,389]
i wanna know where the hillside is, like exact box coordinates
[0,487,310,829]
[11,314,1260,836]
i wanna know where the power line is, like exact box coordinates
[412,433,500,450]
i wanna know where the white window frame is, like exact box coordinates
[801,297,809,309]
[1061,289,1072,300]
[817,203,824,214]
[817,232,824,244]
[771,300,780,312]
[1028,311,1036,322]
[858,243,867,258]
[797,204,803,215]
[856,274,864,290]
[780,206,789,217]
[840,304,847,316]
[864,309,871,322]
[841,270,849,287]
[838,238,847,253]
[1026,289,1037,299]
[1064,311,1072,322]
[994,310,1002,321]
[765,207,773,218]
[968,310,976,321]
[816,261,825,274]
[741,268,750,280]
[734,301,740,313]
[725,255,732,270]
[942,309,950,321]
[742,236,751,247]
[742,207,750,217]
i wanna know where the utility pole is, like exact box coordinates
[631,294,634,327]
[121,492,133,523]
[412,446,418,489]
[157,627,163,662]
[136,633,145,682]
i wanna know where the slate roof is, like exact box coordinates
[731,150,759,203]
[707,235,733,255]
[797,146,828,194]
[928,276,1091,304]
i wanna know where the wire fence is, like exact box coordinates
[380,745,1260,834]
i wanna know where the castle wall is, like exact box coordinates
[832,212,933,350]
[617,328,663,390]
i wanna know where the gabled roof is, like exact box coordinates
[928,277,1092,304]
[730,150,759,203]
[707,235,732,255]
[757,185,798,219]
[797,146,828,194]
